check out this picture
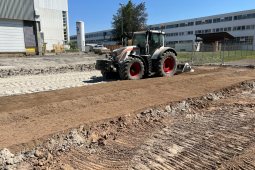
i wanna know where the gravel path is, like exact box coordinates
[0,53,104,78]
[0,53,101,67]
[0,70,103,97]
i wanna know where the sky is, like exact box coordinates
[68,0,255,35]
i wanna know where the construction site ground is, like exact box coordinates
[0,66,255,169]
[0,53,102,78]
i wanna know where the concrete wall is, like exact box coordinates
[34,0,69,51]
[34,0,68,11]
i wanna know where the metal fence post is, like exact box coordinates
[241,43,243,57]
[192,49,195,65]
[253,43,254,56]
[191,43,194,64]
[220,45,222,64]
[246,44,248,56]
[223,43,226,65]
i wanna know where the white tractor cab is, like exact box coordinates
[96,30,180,80]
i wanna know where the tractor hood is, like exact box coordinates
[111,46,139,62]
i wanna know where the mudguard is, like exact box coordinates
[151,47,177,60]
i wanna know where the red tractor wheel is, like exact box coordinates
[157,52,177,77]
[119,58,145,80]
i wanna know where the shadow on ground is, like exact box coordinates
[83,76,118,84]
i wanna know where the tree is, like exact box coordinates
[112,0,148,43]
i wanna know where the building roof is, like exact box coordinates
[195,32,235,43]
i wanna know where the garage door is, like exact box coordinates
[0,19,25,52]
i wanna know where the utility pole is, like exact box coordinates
[120,3,124,46]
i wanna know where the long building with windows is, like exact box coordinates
[70,9,255,49]
[0,0,69,53]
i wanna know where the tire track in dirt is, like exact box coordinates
[0,67,254,152]
[47,83,255,170]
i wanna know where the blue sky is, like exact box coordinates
[68,0,255,35]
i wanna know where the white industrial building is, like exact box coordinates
[70,9,255,50]
[0,0,69,53]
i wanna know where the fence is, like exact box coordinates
[175,43,255,65]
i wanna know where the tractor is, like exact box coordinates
[95,30,178,80]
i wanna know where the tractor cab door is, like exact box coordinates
[148,32,164,55]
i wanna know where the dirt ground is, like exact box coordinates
[0,66,255,169]
[225,59,255,66]
[0,53,104,78]
[0,53,101,68]
[0,66,254,149]
[49,81,255,170]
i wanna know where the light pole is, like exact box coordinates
[120,3,124,46]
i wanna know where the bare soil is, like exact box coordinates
[50,82,255,170]
[0,67,254,153]
[3,78,254,170]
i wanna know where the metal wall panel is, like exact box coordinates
[0,0,34,21]
[0,19,25,52]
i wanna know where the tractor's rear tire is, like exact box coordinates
[119,58,145,80]
[156,52,177,77]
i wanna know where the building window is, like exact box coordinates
[179,32,185,36]
[179,23,186,27]
[188,22,194,26]
[205,19,212,24]
[204,29,211,33]
[195,21,202,25]
[213,18,221,23]
[224,16,232,21]
[187,31,193,35]
[62,11,68,44]
[234,13,255,20]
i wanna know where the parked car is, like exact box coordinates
[93,45,110,54]
[93,44,107,51]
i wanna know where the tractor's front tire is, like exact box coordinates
[156,52,177,77]
[119,58,145,80]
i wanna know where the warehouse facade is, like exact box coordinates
[71,9,255,50]
[0,0,69,53]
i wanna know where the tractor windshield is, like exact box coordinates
[133,33,147,54]
[132,33,146,47]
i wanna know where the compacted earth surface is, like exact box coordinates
[0,66,254,169]
[0,53,103,78]
[0,70,102,97]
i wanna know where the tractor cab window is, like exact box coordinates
[150,33,164,47]
[149,33,163,55]
[133,33,147,54]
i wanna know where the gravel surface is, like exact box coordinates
[0,53,100,67]
[0,70,103,97]
[0,53,104,77]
